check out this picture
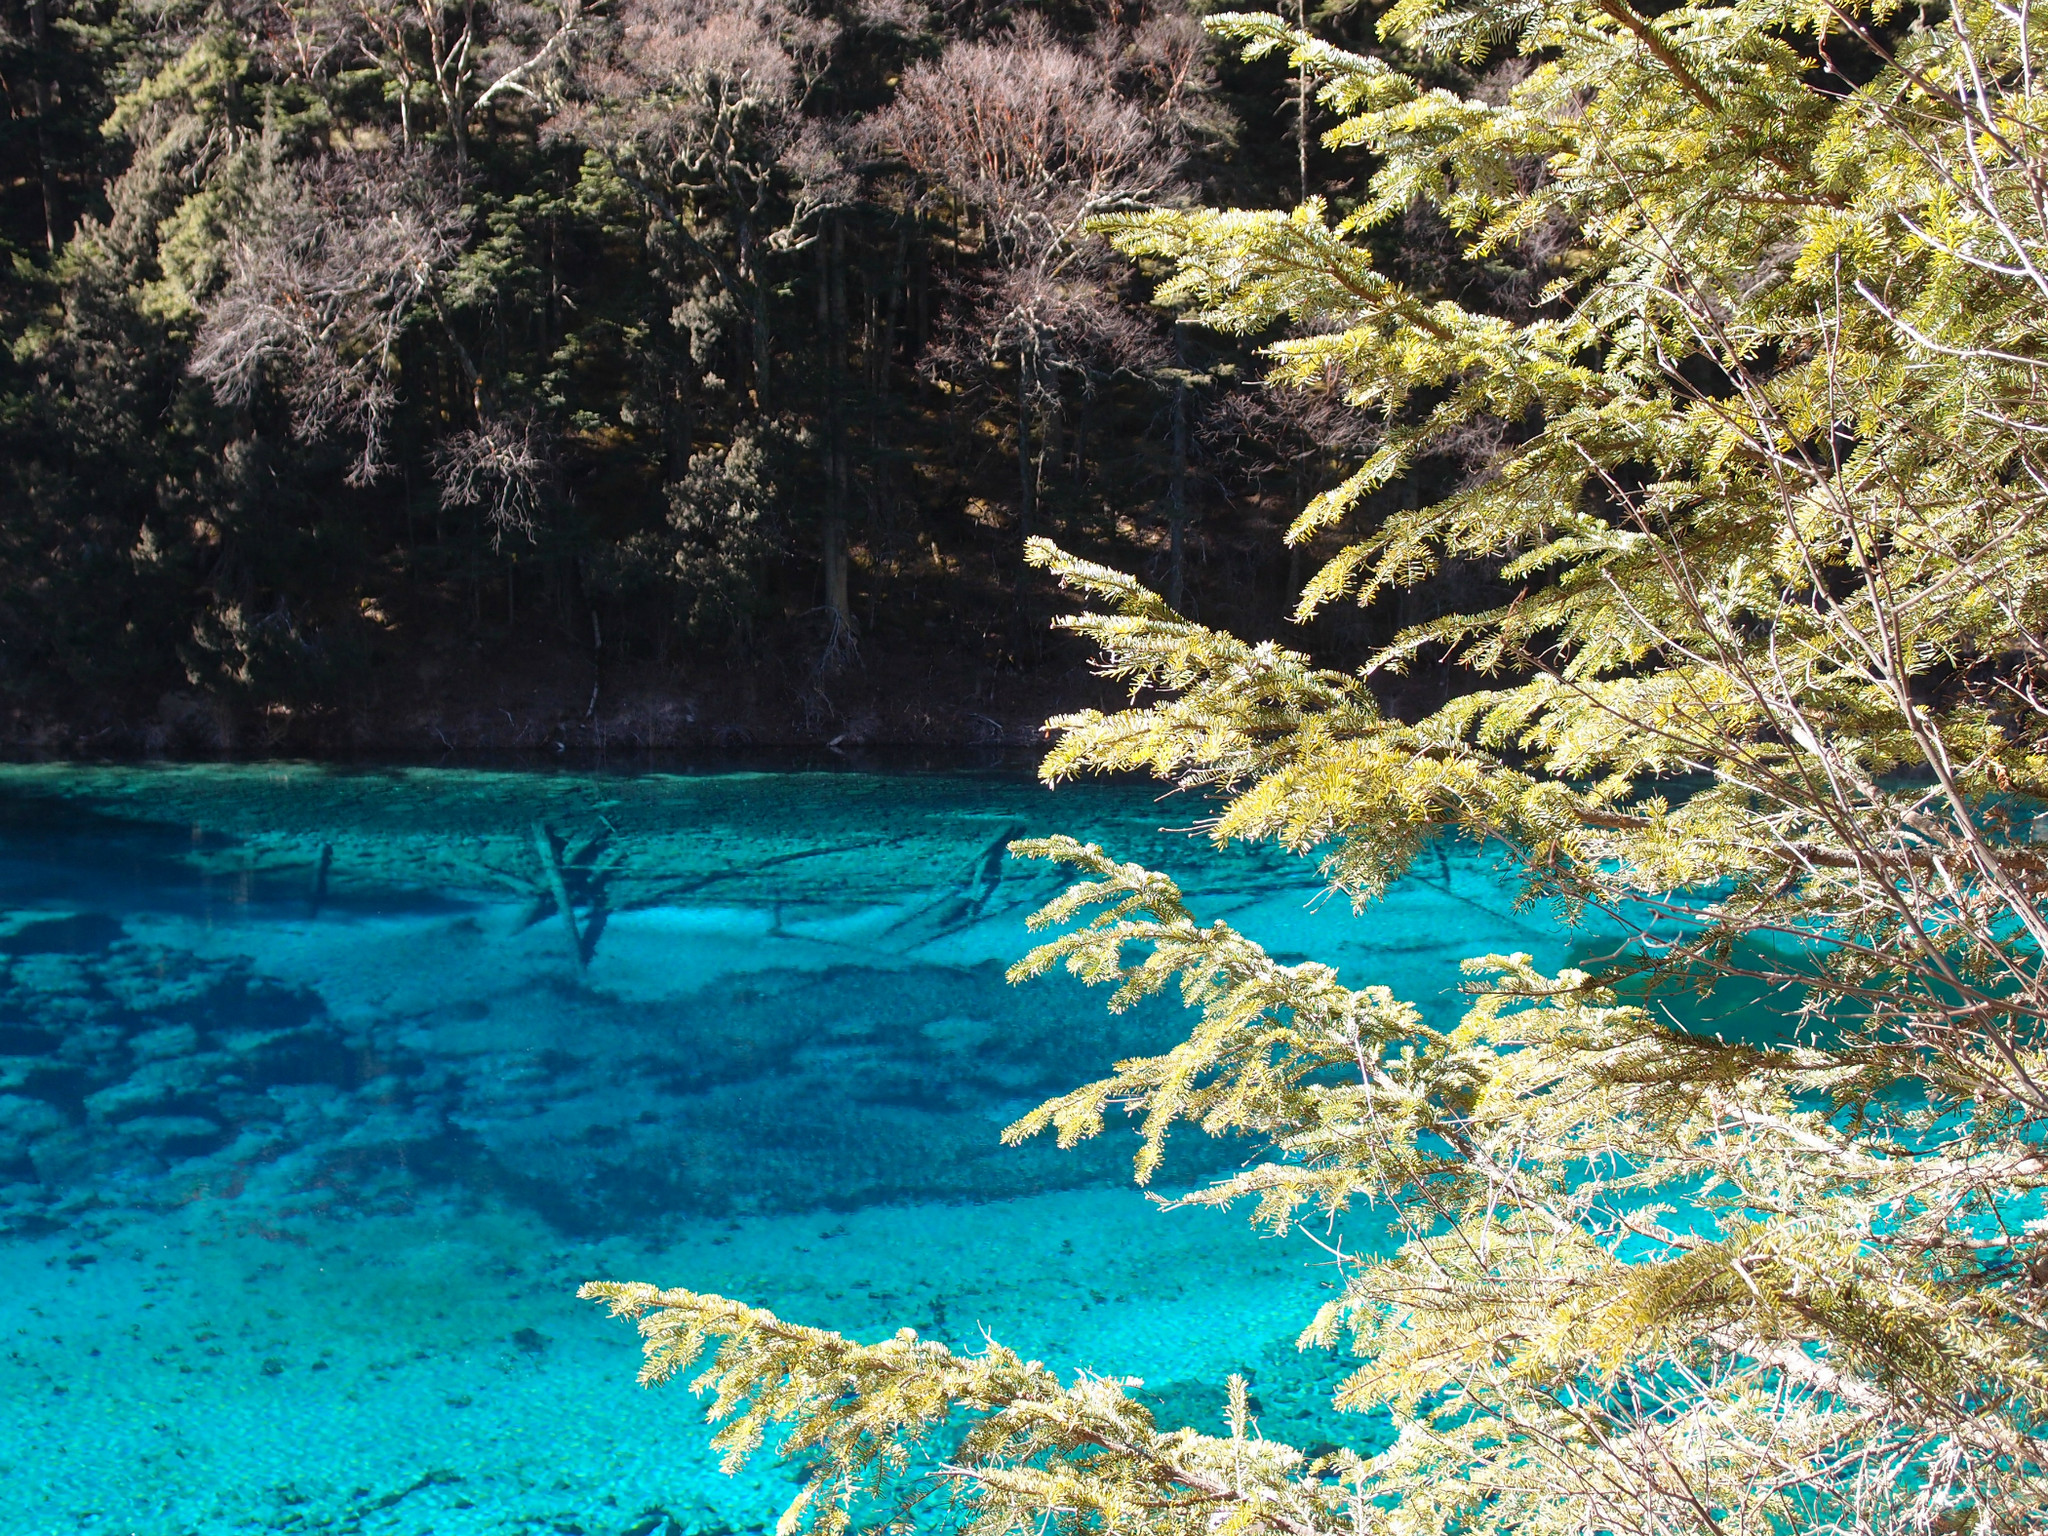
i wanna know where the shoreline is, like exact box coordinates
[0,641,1124,762]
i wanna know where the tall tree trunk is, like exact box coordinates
[29,0,61,252]
[1287,448,1306,609]
[913,206,930,400]
[1295,0,1310,204]
[820,217,851,635]
[743,215,771,414]
[871,220,910,540]
[655,227,694,483]
[753,278,772,415]
[1017,340,1036,539]
[664,370,694,485]
[427,6,471,169]
[1168,328,1191,613]
[544,211,559,359]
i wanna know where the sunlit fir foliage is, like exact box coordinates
[584,1,2048,1531]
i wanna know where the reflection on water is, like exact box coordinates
[0,763,1578,1535]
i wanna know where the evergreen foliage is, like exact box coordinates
[585,1,2048,1530]
[3,0,1436,738]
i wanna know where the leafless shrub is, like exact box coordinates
[873,14,1173,266]
[254,0,362,85]
[921,262,1166,395]
[350,0,596,159]
[555,0,837,214]
[780,117,859,224]
[1121,6,1230,148]
[473,0,595,112]
[189,152,463,483]
[1208,374,1384,474]
[848,0,923,35]
[554,0,843,413]
[870,15,1186,530]
[434,413,554,546]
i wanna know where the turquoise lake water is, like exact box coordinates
[0,762,1596,1536]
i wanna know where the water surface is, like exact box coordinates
[0,763,1580,1535]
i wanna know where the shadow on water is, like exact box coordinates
[0,910,126,955]
[0,764,1595,1535]
[0,786,474,923]
[0,767,1313,1236]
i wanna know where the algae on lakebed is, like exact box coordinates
[0,764,1577,1534]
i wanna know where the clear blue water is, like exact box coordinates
[0,763,1589,1536]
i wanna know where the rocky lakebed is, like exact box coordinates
[0,762,1574,1535]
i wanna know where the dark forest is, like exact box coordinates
[1,0,1522,752]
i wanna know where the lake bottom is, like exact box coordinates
[5,1183,1361,1536]
[0,764,1543,1534]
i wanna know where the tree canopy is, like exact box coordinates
[5,0,1454,746]
[583,1,2048,1531]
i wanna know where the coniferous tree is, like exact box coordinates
[584,2,2048,1530]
